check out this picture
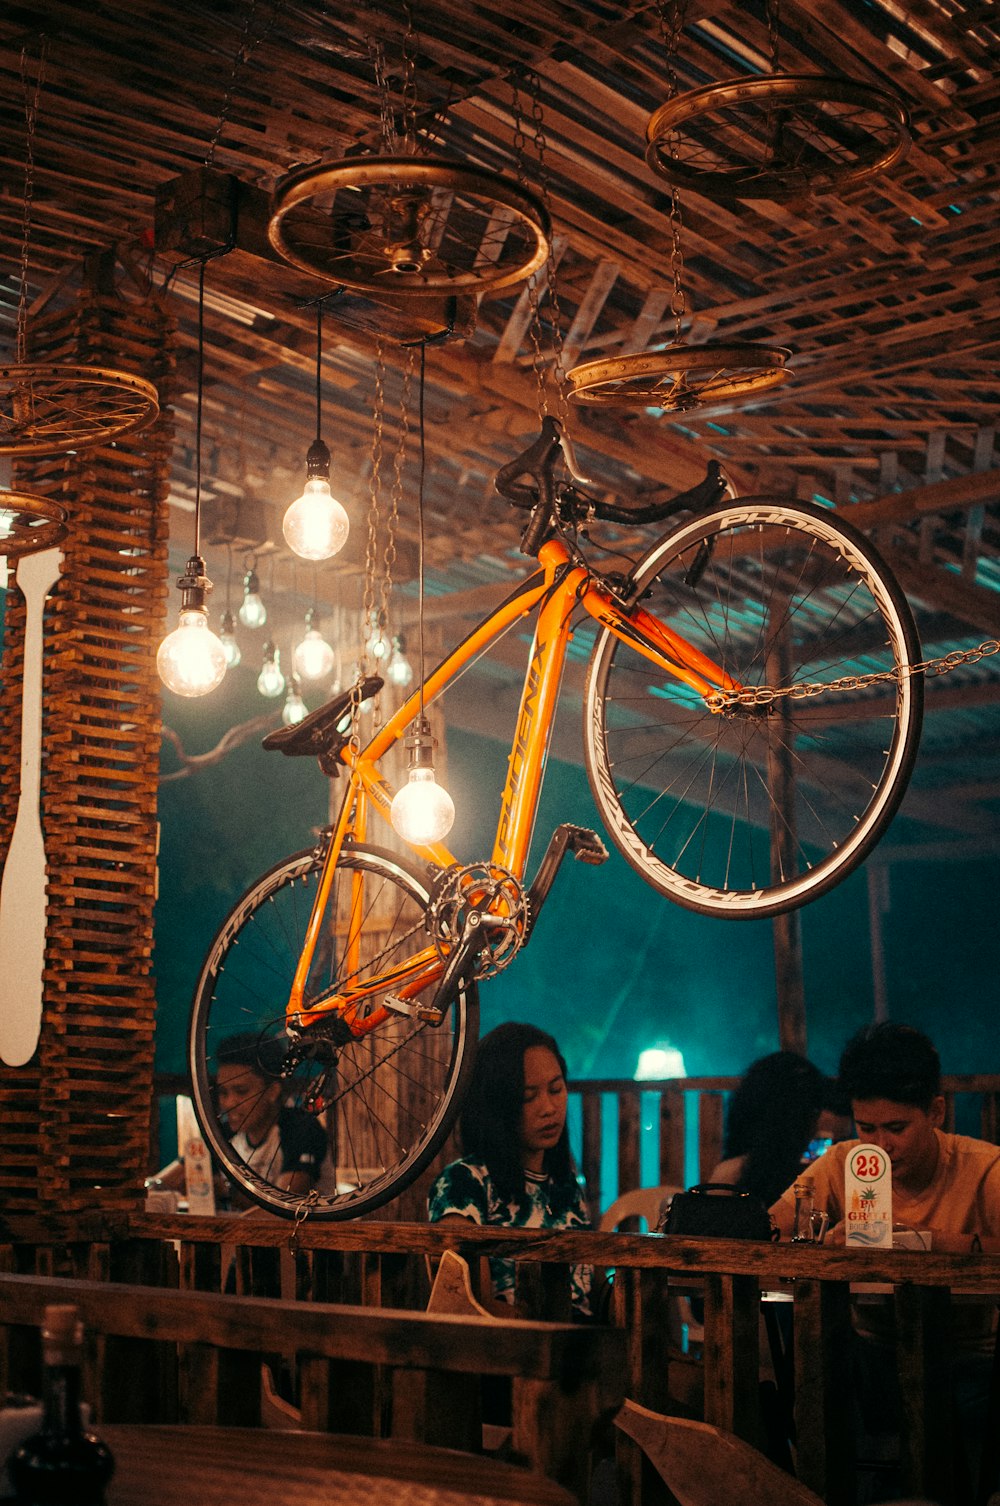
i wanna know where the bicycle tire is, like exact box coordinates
[188,842,479,1218]
[583,498,923,918]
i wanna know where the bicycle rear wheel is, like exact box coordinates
[584,498,923,917]
[188,842,478,1218]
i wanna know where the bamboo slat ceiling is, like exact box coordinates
[1,0,998,856]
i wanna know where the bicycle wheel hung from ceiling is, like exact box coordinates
[4,46,159,458]
[645,0,909,201]
[0,490,67,558]
[268,155,550,296]
[568,343,790,410]
[568,0,790,411]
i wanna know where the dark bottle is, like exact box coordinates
[8,1305,115,1506]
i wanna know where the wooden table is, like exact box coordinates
[99,1426,576,1506]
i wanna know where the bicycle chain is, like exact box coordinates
[706,638,1000,710]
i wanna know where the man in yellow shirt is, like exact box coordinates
[771,1023,1000,1254]
[770,1022,1000,1499]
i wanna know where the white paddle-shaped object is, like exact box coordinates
[0,546,62,1066]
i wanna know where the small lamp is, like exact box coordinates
[293,605,336,681]
[282,303,349,561]
[257,641,286,699]
[390,716,455,845]
[239,565,267,628]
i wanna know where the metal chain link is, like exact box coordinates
[400,2,419,155]
[367,29,399,154]
[509,70,571,430]
[707,639,1000,710]
[653,0,690,343]
[352,339,388,755]
[204,0,272,168]
[765,0,782,74]
[16,40,47,365]
[379,343,415,682]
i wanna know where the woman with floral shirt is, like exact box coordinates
[428,1021,593,1317]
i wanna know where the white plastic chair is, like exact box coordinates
[597,1184,679,1233]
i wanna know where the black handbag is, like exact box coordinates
[656,1182,776,1241]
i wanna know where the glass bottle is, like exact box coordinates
[8,1305,114,1506]
[791,1180,816,1242]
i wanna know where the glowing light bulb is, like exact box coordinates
[157,607,227,698]
[390,718,455,845]
[239,567,267,629]
[219,609,241,668]
[257,643,286,699]
[281,677,307,725]
[386,635,414,688]
[293,609,336,681]
[283,440,349,561]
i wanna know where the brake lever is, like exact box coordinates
[555,422,593,485]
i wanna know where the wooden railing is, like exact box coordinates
[4,1213,998,1506]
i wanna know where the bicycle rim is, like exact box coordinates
[188,843,479,1217]
[584,499,923,917]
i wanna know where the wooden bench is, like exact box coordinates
[0,1271,625,1502]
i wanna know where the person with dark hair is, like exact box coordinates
[428,1021,593,1315]
[710,1050,828,1208]
[215,1032,328,1199]
[770,1022,1000,1251]
[770,1022,1000,1499]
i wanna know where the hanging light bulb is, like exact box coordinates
[157,556,227,698]
[390,717,455,845]
[281,675,307,726]
[239,566,267,628]
[283,439,350,561]
[157,261,226,699]
[219,609,241,668]
[257,640,286,699]
[293,605,336,680]
[386,633,414,688]
[282,304,350,560]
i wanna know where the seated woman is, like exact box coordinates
[710,1049,828,1208]
[428,1020,593,1318]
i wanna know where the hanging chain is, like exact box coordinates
[204,0,272,168]
[765,0,781,74]
[16,40,47,365]
[381,344,415,648]
[707,639,1000,711]
[367,28,399,153]
[654,0,690,344]
[351,338,388,754]
[510,71,570,430]
[400,2,419,155]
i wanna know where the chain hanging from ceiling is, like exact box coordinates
[644,0,910,202]
[0,40,159,464]
[510,70,571,434]
[568,0,789,412]
[267,6,550,297]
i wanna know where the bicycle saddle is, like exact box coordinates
[262,676,384,762]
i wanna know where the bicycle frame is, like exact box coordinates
[288,533,742,1034]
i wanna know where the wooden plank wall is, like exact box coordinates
[0,252,174,1212]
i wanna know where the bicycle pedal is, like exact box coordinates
[384,994,444,1026]
[569,827,609,865]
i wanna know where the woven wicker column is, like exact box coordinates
[0,255,174,1214]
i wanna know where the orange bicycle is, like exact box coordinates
[188,419,923,1217]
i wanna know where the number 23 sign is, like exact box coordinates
[845,1141,893,1246]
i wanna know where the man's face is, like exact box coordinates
[216,1062,281,1143]
[851,1095,944,1191]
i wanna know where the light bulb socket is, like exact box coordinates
[262,639,276,663]
[404,715,436,770]
[304,605,319,631]
[221,609,236,635]
[306,437,331,479]
[243,567,261,594]
[177,555,213,611]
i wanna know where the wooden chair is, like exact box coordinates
[615,1398,824,1506]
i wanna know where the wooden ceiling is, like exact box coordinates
[1,0,998,854]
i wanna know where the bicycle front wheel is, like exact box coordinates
[188,843,478,1218]
[584,498,923,917]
